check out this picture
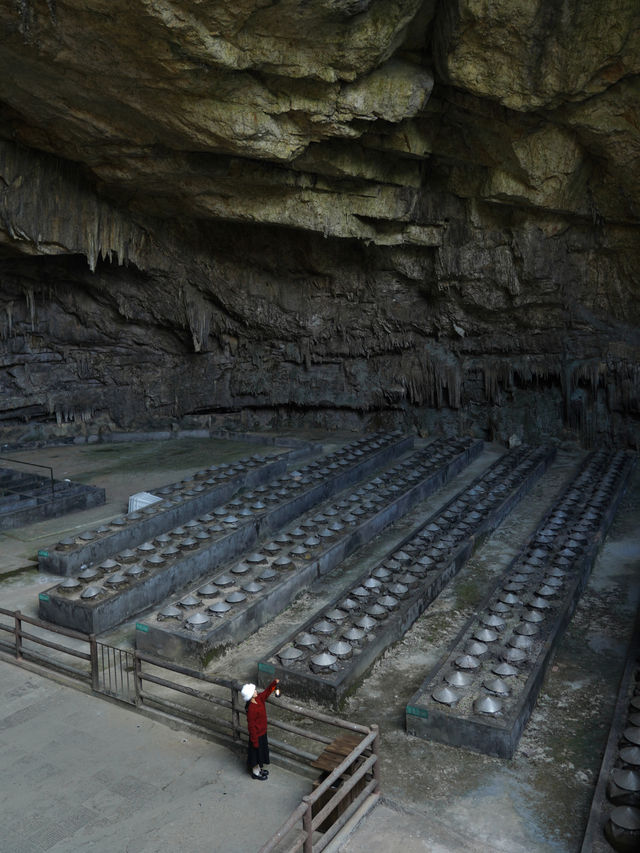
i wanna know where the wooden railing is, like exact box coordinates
[0,608,381,852]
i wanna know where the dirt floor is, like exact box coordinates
[1,434,639,852]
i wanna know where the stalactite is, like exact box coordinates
[0,140,148,273]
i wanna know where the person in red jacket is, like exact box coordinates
[241,679,279,780]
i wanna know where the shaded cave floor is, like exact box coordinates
[1,433,639,852]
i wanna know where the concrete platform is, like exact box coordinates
[136,437,481,665]
[405,449,637,758]
[259,444,555,705]
[36,450,290,575]
[0,658,307,853]
[0,467,106,531]
[38,432,414,634]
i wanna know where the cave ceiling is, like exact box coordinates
[0,0,639,447]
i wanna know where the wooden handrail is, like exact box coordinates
[1,608,381,852]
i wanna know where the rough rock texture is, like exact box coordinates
[0,0,639,447]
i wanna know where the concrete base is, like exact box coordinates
[37,452,291,575]
[405,449,637,759]
[136,437,482,666]
[0,469,105,531]
[258,445,555,705]
[38,433,414,632]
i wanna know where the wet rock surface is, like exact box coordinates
[0,2,638,448]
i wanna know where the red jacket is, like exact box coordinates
[246,681,278,747]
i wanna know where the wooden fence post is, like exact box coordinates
[133,652,143,707]
[371,724,380,793]
[14,610,22,660]
[302,794,313,853]
[89,634,98,691]
[231,684,241,741]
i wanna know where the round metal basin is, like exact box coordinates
[59,578,81,590]
[117,549,137,563]
[611,769,640,792]
[483,678,510,696]
[522,609,545,624]
[209,601,231,615]
[326,609,347,623]
[158,605,181,620]
[259,567,278,581]
[455,654,480,671]
[620,747,640,767]
[473,628,498,644]
[226,591,246,604]
[78,567,99,581]
[126,564,146,578]
[432,687,460,706]
[480,614,506,631]
[278,646,304,663]
[179,594,200,608]
[343,627,365,643]
[445,670,473,688]
[310,652,337,672]
[314,620,335,635]
[80,586,101,599]
[329,641,352,659]
[356,615,377,631]
[215,574,234,587]
[295,633,318,649]
[198,583,219,597]
[186,612,210,629]
[231,563,250,575]
[503,647,527,665]
[105,573,128,587]
[341,598,359,612]
[473,695,503,715]
[351,587,370,599]
[273,556,294,569]
[378,595,399,611]
[99,559,119,572]
[242,582,264,594]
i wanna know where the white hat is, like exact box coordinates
[241,683,256,702]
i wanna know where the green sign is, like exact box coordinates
[38,550,49,557]
[136,622,149,633]
[406,705,429,719]
[39,593,50,602]
[258,662,275,674]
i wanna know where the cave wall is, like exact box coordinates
[0,1,639,448]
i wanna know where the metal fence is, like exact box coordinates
[0,607,380,852]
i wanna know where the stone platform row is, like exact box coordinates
[37,449,292,575]
[38,432,415,633]
[406,449,636,759]
[580,609,640,853]
[0,467,105,531]
[257,444,555,705]
[135,436,482,666]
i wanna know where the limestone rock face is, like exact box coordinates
[0,0,638,448]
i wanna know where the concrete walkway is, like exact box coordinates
[0,659,307,853]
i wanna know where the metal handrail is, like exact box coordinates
[0,456,55,498]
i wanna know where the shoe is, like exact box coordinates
[251,772,267,781]
[260,769,269,778]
